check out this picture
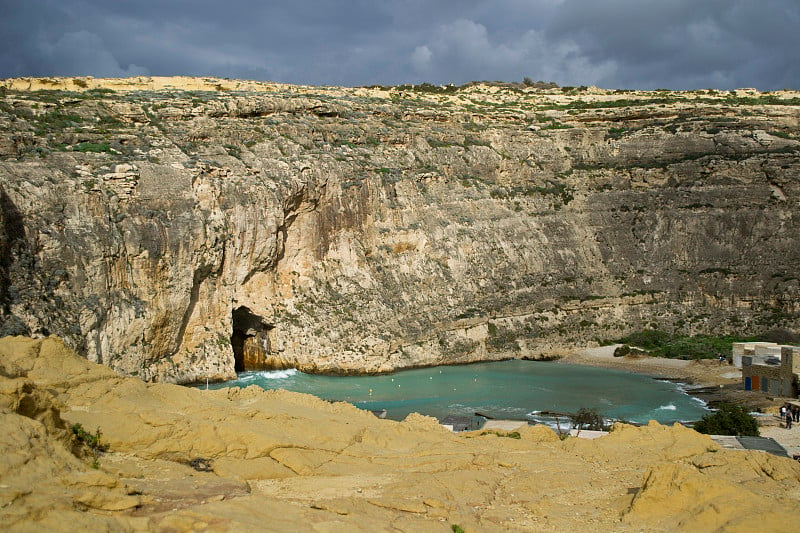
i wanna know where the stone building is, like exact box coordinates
[731,342,783,369]
[736,343,800,397]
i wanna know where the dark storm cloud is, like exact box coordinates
[0,0,797,90]
[546,0,800,90]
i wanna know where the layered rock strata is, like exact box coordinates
[2,336,799,531]
[1,77,799,381]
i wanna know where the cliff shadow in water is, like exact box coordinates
[0,187,30,335]
[231,306,276,372]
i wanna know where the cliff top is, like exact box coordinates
[3,74,798,103]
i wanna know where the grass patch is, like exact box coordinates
[33,110,84,135]
[395,82,462,94]
[479,430,521,439]
[72,142,112,153]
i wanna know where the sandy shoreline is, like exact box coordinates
[558,344,741,386]
[558,344,764,406]
[559,344,800,456]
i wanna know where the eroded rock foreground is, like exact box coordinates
[1,336,798,531]
[1,77,799,382]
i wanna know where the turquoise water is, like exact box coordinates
[202,360,709,426]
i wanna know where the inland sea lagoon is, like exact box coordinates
[202,360,710,427]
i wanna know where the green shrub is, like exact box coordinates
[613,344,631,357]
[620,329,671,349]
[71,423,109,467]
[615,329,751,360]
[607,127,629,140]
[573,407,608,431]
[693,403,759,436]
[479,430,521,439]
[73,142,112,153]
[71,423,104,449]
[33,111,84,135]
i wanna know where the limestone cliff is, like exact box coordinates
[1,77,799,382]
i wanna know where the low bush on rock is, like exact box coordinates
[693,403,759,437]
[71,423,109,467]
[573,407,609,432]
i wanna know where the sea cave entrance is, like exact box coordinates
[231,306,275,372]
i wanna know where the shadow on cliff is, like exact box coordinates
[0,186,30,335]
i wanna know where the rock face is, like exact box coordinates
[1,77,799,382]
[2,336,799,531]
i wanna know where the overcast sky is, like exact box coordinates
[1,0,798,91]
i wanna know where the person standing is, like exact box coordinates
[787,409,793,429]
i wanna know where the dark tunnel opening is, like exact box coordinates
[231,306,274,372]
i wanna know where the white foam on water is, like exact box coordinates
[690,395,708,407]
[257,369,299,379]
[657,403,677,411]
[238,369,298,381]
[526,411,569,431]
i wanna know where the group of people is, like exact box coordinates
[781,405,799,429]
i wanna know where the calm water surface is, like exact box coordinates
[202,360,709,426]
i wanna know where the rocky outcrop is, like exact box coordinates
[2,336,799,531]
[1,78,799,381]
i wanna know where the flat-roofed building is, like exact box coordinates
[741,345,799,397]
[732,342,783,368]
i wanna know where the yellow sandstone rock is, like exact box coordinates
[2,335,799,531]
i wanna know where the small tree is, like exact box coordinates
[613,344,631,357]
[573,407,607,432]
[693,403,759,437]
